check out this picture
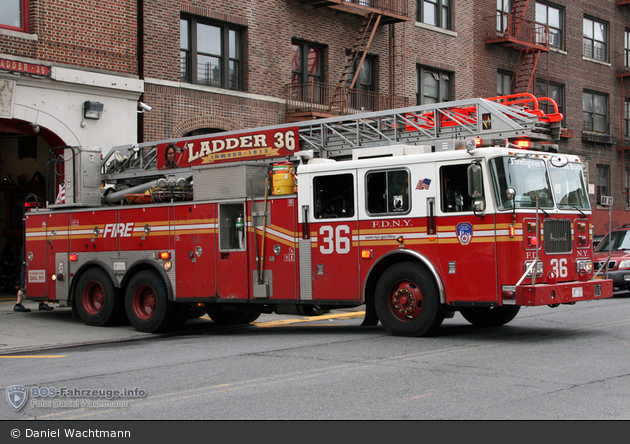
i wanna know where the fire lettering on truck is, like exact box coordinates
[102,223,135,238]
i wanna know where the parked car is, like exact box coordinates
[593,224,630,294]
[593,235,605,250]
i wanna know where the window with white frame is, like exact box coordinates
[180,17,243,90]
[0,0,28,32]
[417,0,450,30]
[583,17,607,62]
[535,2,563,50]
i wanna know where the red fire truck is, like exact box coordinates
[22,94,613,336]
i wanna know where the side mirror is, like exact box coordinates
[467,163,485,214]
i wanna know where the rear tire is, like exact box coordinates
[125,270,176,333]
[75,268,125,326]
[460,306,520,327]
[374,262,444,337]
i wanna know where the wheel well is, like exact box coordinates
[363,251,445,310]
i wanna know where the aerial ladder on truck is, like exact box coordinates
[26,93,611,337]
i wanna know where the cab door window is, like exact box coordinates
[366,169,410,215]
[440,164,473,212]
[314,174,355,219]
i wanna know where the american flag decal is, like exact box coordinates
[55,182,66,204]
[416,178,431,190]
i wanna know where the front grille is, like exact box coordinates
[544,219,572,254]
[594,260,617,271]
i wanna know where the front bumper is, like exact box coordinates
[511,279,613,306]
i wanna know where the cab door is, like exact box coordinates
[436,162,497,303]
[309,171,360,302]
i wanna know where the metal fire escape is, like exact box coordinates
[484,0,550,94]
[287,1,409,122]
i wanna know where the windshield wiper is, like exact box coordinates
[570,205,586,217]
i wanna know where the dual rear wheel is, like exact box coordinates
[75,268,177,333]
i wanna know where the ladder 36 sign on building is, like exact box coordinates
[157,127,299,169]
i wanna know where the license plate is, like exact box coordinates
[572,287,583,298]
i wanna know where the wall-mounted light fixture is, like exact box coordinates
[83,101,103,120]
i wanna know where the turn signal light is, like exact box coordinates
[69,254,78,261]
[158,251,170,260]
[509,225,515,238]
[361,250,373,259]
[529,236,538,247]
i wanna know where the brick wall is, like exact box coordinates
[0,0,137,74]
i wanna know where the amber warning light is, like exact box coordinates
[158,251,170,260]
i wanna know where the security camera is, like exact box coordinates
[138,102,152,112]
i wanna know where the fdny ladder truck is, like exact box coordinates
[22,94,613,336]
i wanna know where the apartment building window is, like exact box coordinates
[626,169,630,206]
[291,42,323,84]
[625,30,630,68]
[535,2,563,50]
[583,91,608,133]
[347,55,376,111]
[496,0,511,34]
[583,17,607,62]
[417,67,450,105]
[536,81,564,122]
[596,165,610,206]
[0,0,28,32]
[497,71,513,96]
[417,0,450,30]
[180,17,243,91]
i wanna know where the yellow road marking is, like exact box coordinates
[254,311,365,328]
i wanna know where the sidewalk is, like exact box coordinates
[0,296,153,355]
[0,296,366,355]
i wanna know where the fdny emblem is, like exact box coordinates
[6,385,28,411]
[456,222,473,245]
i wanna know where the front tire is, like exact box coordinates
[125,270,176,333]
[374,262,444,337]
[75,268,125,326]
[460,306,520,327]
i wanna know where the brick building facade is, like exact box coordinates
[0,0,629,268]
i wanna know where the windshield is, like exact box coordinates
[489,156,553,209]
[595,230,630,252]
[549,162,590,210]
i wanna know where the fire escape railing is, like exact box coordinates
[286,81,409,117]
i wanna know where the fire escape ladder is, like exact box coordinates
[329,12,381,114]
[513,49,540,94]
[508,0,530,39]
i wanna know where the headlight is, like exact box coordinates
[576,259,593,274]
[524,260,543,277]
[618,260,630,269]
